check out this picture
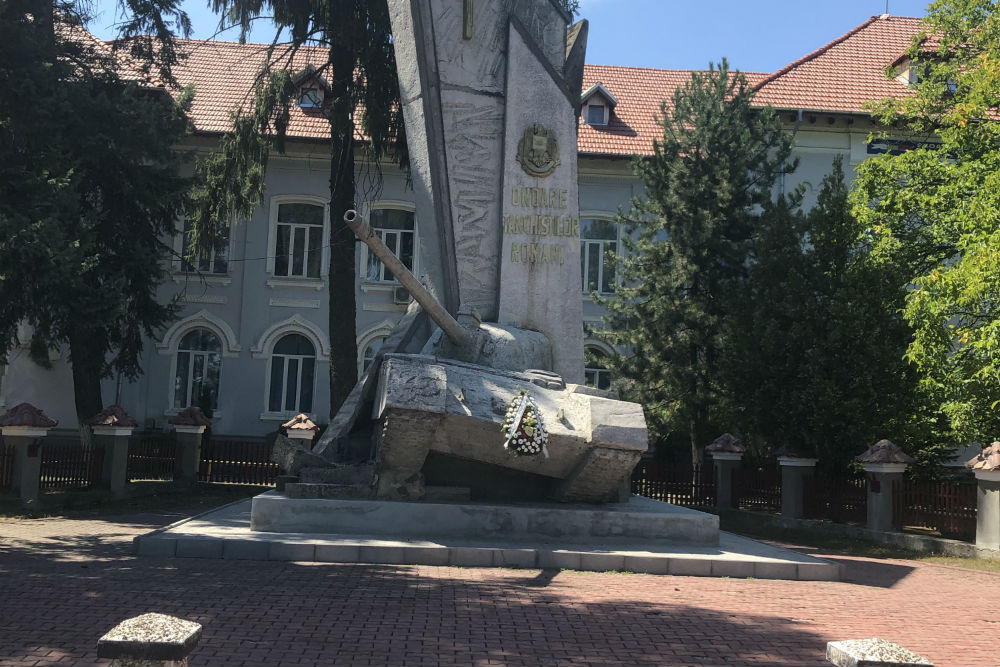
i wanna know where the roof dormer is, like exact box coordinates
[581,81,618,126]
[292,65,331,109]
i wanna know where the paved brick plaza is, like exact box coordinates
[0,511,996,667]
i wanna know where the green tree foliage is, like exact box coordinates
[731,157,952,473]
[0,2,192,424]
[853,0,1000,445]
[594,61,795,464]
[187,0,408,417]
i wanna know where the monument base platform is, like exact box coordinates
[133,497,840,581]
[250,492,718,545]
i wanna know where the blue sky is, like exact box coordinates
[86,0,931,73]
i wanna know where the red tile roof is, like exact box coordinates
[578,66,767,156]
[752,14,923,113]
[159,14,925,157]
[170,40,344,140]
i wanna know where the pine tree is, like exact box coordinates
[594,60,794,464]
[0,3,192,425]
[731,157,950,472]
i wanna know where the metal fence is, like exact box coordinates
[630,461,716,508]
[893,479,977,541]
[804,474,867,524]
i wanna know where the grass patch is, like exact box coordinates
[718,510,1000,573]
[0,482,263,520]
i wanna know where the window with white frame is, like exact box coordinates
[274,202,325,279]
[267,333,316,414]
[581,218,618,294]
[180,219,230,274]
[586,103,607,125]
[298,86,323,108]
[173,329,222,412]
[584,346,612,391]
[366,208,415,282]
[360,335,388,374]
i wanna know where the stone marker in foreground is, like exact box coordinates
[826,638,933,667]
[98,613,201,667]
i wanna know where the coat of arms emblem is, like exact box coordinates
[516,124,561,178]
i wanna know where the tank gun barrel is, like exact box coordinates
[344,209,471,348]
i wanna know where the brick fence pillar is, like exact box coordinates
[0,403,58,508]
[707,433,745,511]
[86,406,139,496]
[778,456,818,519]
[855,439,915,532]
[965,441,1000,551]
[168,408,212,485]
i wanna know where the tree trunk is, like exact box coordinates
[68,326,104,448]
[325,41,359,419]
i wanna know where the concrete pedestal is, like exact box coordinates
[174,426,205,484]
[711,452,742,510]
[974,470,1000,551]
[3,428,49,507]
[778,457,818,519]
[862,463,907,532]
[94,427,135,495]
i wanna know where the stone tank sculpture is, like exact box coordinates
[264,0,648,508]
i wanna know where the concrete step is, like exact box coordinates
[299,464,374,485]
[284,483,375,500]
[251,492,718,544]
[133,500,841,582]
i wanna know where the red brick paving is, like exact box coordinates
[0,512,997,667]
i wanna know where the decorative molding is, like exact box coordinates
[156,310,241,358]
[583,340,615,356]
[250,314,331,361]
[259,411,318,422]
[268,298,321,309]
[180,294,227,305]
[360,283,396,294]
[362,303,407,313]
[172,274,232,288]
[356,320,397,346]
[265,278,325,291]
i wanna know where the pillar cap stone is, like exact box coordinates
[706,433,746,455]
[97,613,202,662]
[168,407,212,427]
[0,403,57,429]
[282,414,320,433]
[85,405,139,428]
[966,441,1000,473]
[855,439,915,466]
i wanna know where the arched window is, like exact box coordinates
[366,207,415,282]
[361,335,387,373]
[580,218,618,294]
[268,334,316,414]
[584,345,612,391]
[174,329,222,411]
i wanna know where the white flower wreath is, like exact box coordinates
[500,389,549,458]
